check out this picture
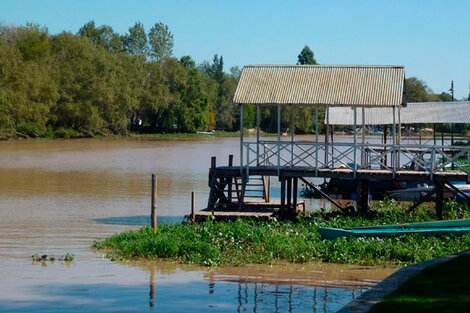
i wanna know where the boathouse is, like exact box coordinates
[200,65,470,220]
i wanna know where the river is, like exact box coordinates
[0,137,397,312]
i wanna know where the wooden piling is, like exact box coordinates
[436,181,444,220]
[280,178,286,215]
[211,156,216,169]
[356,179,370,216]
[151,174,157,234]
[191,191,196,223]
[293,178,298,214]
[287,178,292,215]
[228,155,233,203]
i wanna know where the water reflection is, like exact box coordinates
[135,260,393,313]
[143,265,367,313]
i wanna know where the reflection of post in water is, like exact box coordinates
[323,287,328,313]
[288,285,293,313]
[209,282,215,294]
[274,285,279,313]
[149,268,156,308]
[208,271,215,294]
[313,287,317,313]
[237,282,242,313]
[253,282,258,312]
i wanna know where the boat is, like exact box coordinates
[196,130,216,135]
[390,183,470,201]
[318,218,470,240]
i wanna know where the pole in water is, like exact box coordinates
[151,174,157,234]
[191,191,196,223]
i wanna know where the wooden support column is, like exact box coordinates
[356,179,370,216]
[293,178,298,215]
[207,157,217,210]
[383,125,388,168]
[256,104,260,165]
[151,174,157,234]
[331,124,334,167]
[325,105,330,167]
[361,107,365,167]
[240,103,244,176]
[441,123,444,146]
[435,181,444,220]
[228,155,233,203]
[287,178,292,216]
[280,177,286,216]
[191,191,195,223]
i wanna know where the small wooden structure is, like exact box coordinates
[196,65,470,220]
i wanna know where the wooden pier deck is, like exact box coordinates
[216,166,469,182]
[194,199,306,222]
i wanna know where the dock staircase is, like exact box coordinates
[206,169,270,211]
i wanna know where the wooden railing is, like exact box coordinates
[243,140,470,180]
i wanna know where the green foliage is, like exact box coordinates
[0,22,241,138]
[148,22,174,61]
[3,22,466,139]
[243,104,255,128]
[297,45,318,65]
[405,77,438,102]
[94,202,470,266]
[78,21,123,52]
[123,22,148,57]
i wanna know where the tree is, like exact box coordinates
[123,22,148,57]
[179,55,195,69]
[438,92,453,102]
[405,77,436,102]
[148,22,174,61]
[229,66,241,79]
[297,45,317,65]
[78,21,123,52]
[201,54,225,83]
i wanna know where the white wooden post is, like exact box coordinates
[353,107,357,178]
[315,104,319,176]
[240,104,244,175]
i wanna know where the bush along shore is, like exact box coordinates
[93,199,470,266]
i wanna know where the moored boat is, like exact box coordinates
[318,218,470,240]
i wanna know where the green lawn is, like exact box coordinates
[369,254,470,312]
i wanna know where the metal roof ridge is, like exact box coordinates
[243,64,405,68]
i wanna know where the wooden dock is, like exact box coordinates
[194,199,306,222]
[195,154,470,221]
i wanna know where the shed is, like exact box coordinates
[233,65,406,107]
[326,101,470,125]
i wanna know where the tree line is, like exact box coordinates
[0,22,240,138]
[0,24,465,139]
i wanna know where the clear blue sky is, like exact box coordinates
[1,0,469,98]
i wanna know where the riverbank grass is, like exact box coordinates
[369,254,470,313]
[94,201,470,266]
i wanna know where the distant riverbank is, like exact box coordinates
[0,130,283,141]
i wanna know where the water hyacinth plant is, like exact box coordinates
[94,200,470,266]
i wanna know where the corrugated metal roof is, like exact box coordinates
[233,65,406,107]
[326,101,470,125]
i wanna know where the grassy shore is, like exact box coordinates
[94,200,470,266]
[369,254,470,312]
[1,130,280,141]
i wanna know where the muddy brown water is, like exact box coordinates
[0,137,397,312]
